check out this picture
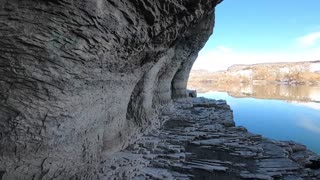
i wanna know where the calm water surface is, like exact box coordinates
[198,84,320,154]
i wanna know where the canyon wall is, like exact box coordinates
[189,61,320,86]
[0,0,221,179]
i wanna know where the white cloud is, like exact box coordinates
[192,45,320,72]
[297,32,320,47]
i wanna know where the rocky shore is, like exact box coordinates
[99,98,320,180]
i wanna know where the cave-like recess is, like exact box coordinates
[0,0,221,179]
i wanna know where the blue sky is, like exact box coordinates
[193,0,320,71]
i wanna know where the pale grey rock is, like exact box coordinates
[141,167,174,180]
[98,98,320,179]
[186,162,228,172]
[0,0,222,179]
[240,173,273,180]
[192,139,225,146]
[290,143,307,152]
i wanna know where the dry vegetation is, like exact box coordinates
[189,61,320,88]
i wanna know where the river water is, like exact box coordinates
[198,84,320,154]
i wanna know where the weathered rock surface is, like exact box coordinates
[0,0,221,179]
[100,98,320,179]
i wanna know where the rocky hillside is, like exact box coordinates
[0,0,221,179]
[189,61,320,86]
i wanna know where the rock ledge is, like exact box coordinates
[100,98,320,179]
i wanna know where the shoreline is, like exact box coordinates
[99,97,320,179]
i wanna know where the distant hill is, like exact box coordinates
[189,60,320,87]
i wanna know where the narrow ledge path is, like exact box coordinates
[99,98,320,180]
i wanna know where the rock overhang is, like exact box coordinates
[0,0,221,179]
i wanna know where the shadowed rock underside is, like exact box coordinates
[0,0,221,179]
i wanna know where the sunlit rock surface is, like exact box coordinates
[189,61,320,86]
[0,0,221,179]
[99,98,320,179]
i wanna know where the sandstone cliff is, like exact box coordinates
[0,0,221,179]
[189,61,320,86]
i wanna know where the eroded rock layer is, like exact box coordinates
[0,0,221,179]
[100,98,320,180]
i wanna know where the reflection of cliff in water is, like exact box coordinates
[192,82,320,102]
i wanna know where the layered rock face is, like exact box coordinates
[99,98,320,179]
[0,0,221,179]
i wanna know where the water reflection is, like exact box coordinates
[292,102,320,110]
[193,83,320,103]
[196,84,320,154]
[297,119,320,134]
